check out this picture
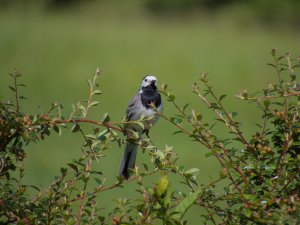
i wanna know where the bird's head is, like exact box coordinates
[140,75,157,90]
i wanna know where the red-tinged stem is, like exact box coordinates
[54,119,123,133]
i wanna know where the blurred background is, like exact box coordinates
[0,0,300,223]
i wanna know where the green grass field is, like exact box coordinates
[1,3,300,223]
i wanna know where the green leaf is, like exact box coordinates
[68,163,79,173]
[263,100,270,108]
[173,190,201,220]
[97,129,109,141]
[244,208,252,217]
[182,103,190,112]
[94,178,103,185]
[219,94,226,102]
[243,194,257,201]
[19,96,26,100]
[173,130,183,135]
[78,103,86,117]
[205,152,214,158]
[171,117,183,125]
[92,89,102,95]
[156,175,169,196]
[89,101,100,107]
[82,174,90,183]
[60,167,67,175]
[168,94,175,102]
[8,86,16,92]
[231,112,238,117]
[101,113,110,123]
[184,168,200,175]
[85,134,96,140]
[87,79,93,88]
[143,163,148,171]
[32,115,38,124]
[134,121,144,129]
[290,74,296,81]
[155,150,165,160]
[29,185,40,192]
[71,123,80,133]
[266,63,276,68]
[53,125,62,136]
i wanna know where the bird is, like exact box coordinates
[119,75,162,179]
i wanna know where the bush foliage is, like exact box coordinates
[0,50,299,224]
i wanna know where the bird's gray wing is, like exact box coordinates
[125,93,141,122]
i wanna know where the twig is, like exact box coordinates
[31,170,70,204]
[13,70,20,113]
[75,158,92,225]
[84,68,101,118]
[237,91,300,101]
[68,170,157,205]
[273,51,289,114]
[208,86,251,150]
[54,119,123,133]
[194,86,254,155]
[274,112,297,191]
[279,169,300,194]
[159,110,248,184]
[78,127,98,161]
[272,50,282,81]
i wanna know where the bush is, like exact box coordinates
[0,50,299,224]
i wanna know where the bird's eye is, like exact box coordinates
[144,79,148,82]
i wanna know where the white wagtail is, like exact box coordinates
[119,75,162,179]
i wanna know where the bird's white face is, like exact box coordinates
[140,75,158,88]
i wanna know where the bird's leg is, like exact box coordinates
[143,130,157,151]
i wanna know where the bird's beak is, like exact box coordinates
[149,80,156,85]
[149,80,157,89]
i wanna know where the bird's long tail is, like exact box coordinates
[119,142,138,179]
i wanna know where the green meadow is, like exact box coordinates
[0,2,299,223]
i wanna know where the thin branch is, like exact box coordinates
[194,86,254,155]
[272,51,282,81]
[273,51,289,114]
[13,71,20,113]
[260,110,268,141]
[274,112,298,191]
[68,170,157,205]
[237,91,300,101]
[75,158,92,225]
[78,127,98,161]
[84,68,101,118]
[279,169,300,194]
[173,101,248,167]
[159,111,249,185]
[31,169,70,204]
[54,119,123,133]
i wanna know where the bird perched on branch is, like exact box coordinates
[119,75,162,179]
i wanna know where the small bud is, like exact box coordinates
[96,67,100,74]
[112,216,120,225]
[23,116,31,125]
[271,48,277,56]
[41,114,49,120]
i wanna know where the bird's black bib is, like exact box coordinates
[140,85,161,109]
